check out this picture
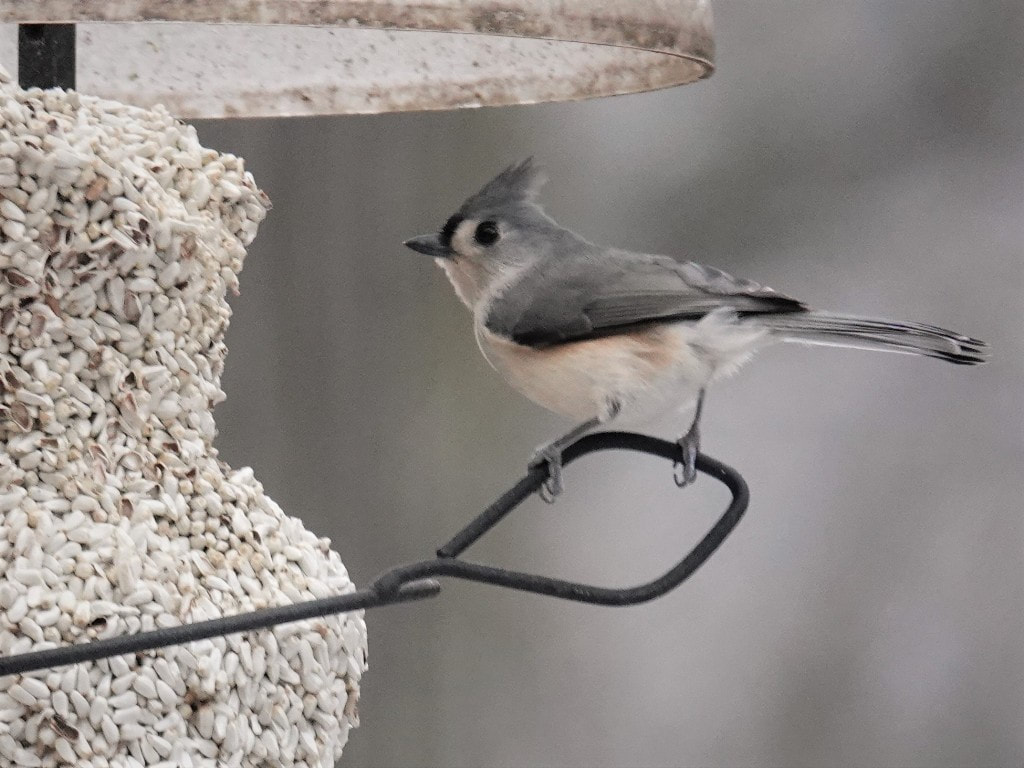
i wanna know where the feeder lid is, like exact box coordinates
[0,1,713,119]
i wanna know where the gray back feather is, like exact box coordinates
[486,248,807,348]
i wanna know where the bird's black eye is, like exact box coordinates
[474,221,500,246]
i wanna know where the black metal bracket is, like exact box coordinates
[18,23,76,90]
[0,432,748,676]
[371,432,749,603]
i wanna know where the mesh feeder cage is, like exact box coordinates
[0,2,713,766]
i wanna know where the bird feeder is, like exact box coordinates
[0,2,714,765]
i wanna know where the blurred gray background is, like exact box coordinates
[197,1,1023,766]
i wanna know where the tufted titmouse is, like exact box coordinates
[404,159,988,499]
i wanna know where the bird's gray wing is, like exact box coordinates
[486,251,807,348]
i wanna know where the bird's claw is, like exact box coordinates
[529,446,564,503]
[674,426,699,488]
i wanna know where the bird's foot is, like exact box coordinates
[528,444,564,503]
[673,425,700,488]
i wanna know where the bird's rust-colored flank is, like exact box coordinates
[476,323,687,422]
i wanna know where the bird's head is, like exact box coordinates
[404,158,572,308]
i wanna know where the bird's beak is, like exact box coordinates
[403,233,452,259]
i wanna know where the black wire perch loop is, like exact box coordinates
[0,433,748,677]
[18,23,76,91]
[374,433,749,603]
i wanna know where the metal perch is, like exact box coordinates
[0,432,749,677]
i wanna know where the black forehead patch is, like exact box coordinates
[440,214,464,246]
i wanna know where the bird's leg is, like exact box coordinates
[674,389,705,488]
[530,399,621,503]
[530,418,599,502]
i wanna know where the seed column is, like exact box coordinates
[0,67,368,767]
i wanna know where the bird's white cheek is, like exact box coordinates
[451,223,478,256]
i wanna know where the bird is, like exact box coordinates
[403,158,988,501]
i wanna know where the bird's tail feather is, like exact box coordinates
[762,311,988,365]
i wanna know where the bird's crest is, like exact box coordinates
[459,157,547,215]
